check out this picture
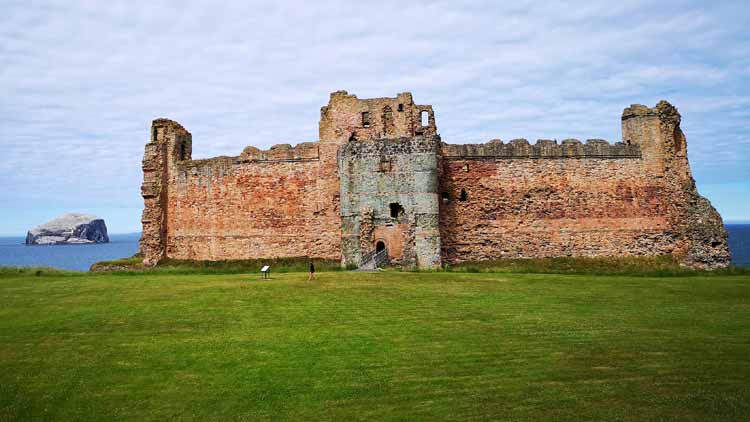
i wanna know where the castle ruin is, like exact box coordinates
[140,91,730,269]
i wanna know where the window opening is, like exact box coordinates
[379,157,392,172]
[362,111,370,128]
[376,241,386,253]
[398,103,404,112]
[420,110,429,126]
[441,192,450,203]
[179,143,186,161]
[389,203,404,218]
[383,106,393,135]
[459,189,468,202]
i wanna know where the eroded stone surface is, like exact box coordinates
[139,91,730,269]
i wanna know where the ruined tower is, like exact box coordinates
[140,119,191,266]
[321,91,442,268]
[621,102,730,268]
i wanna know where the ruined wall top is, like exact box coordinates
[239,142,319,162]
[319,90,437,143]
[441,138,641,159]
[622,100,681,124]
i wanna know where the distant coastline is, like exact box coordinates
[0,227,748,270]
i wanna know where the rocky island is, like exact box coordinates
[26,213,109,245]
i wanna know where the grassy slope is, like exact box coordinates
[1,270,749,421]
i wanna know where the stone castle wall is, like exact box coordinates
[140,92,730,269]
[165,152,341,261]
[439,156,673,263]
[141,123,341,263]
[438,101,729,268]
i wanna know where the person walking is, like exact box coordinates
[308,260,315,281]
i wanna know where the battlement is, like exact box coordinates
[441,138,641,159]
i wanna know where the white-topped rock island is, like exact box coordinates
[26,213,109,245]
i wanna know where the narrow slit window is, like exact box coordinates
[379,157,391,172]
[459,189,468,202]
[442,192,450,203]
[383,106,393,135]
[420,111,429,126]
[362,111,370,128]
[179,143,186,161]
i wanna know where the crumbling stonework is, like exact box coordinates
[339,136,441,268]
[140,91,730,269]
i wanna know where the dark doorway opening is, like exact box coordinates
[389,203,404,218]
[376,241,386,253]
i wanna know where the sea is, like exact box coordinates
[0,226,748,272]
[0,233,141,272]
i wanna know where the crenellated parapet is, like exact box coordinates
[441,138,641,159]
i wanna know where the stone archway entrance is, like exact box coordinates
[376,241,386,253]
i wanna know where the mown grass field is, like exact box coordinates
[1,269,749,421]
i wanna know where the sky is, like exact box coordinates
[1,0,748,236]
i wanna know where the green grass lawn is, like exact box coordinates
[1,270,749,421]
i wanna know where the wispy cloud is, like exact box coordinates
[1,0,749,234]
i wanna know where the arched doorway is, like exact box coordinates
[376,241,386,253]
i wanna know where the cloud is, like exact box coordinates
[1,0,749,234]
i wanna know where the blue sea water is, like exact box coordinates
[0,233,141,272]
[0,226,748,272]
[728,224,750,267]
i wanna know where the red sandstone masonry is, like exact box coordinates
[140,92,730,269]
[439,158,673,263]
[166,155,340,260]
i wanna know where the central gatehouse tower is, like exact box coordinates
[319,91,442,268]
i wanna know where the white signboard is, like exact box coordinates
[260,266,270,272]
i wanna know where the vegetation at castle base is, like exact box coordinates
[1,271,749,421]
[444,255,750,277]
[89,256,342,274]
[90,254,750,277]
